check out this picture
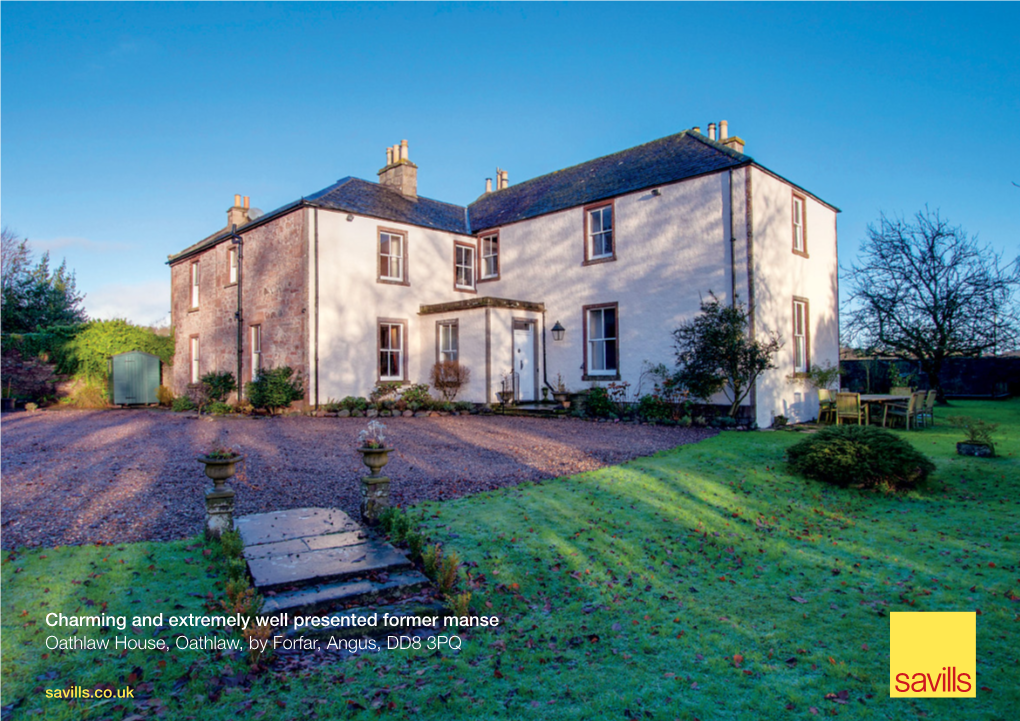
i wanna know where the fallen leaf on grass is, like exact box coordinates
[790,596,808,604]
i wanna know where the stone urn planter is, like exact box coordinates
[357,446,393,477]
[553,392,571,409]
[496,391,513,405]
[197,452,242,540]
[197,453,244,490]
[957,442,993,458]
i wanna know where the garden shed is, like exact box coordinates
[108,351,161,405]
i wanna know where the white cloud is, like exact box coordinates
[85,280,171,327]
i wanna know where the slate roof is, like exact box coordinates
[171,129,831,263]
[466,130,749,232]
[305,177,469,234]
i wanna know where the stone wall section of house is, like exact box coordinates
[170,210,309,404]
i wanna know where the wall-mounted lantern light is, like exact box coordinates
[551,321,566,341]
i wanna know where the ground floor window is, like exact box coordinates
[438,320,458,362]
[190,336,200,383]
[793,297,809,373]
[585,303,618,376]
[379,320,406,381]
[250,325,262,380]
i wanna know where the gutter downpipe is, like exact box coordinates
[541,309,554,395]
[231,223,244,399]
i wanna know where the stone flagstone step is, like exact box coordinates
[261,570,430,616]
[235,507,422,602]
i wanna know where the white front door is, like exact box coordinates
[513,322,536,402]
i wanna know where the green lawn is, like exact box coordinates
[3,400,1018,720]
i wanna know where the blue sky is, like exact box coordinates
[3,2,1018,326]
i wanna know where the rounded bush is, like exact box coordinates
[786,425,936,489]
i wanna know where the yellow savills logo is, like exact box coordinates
[890,612,976,697]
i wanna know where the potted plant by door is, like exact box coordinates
[356,420,392,476]
[947,415,997,458]
[197,444,244,491]
[552,374,571,409]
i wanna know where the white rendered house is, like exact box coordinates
[168,123,839,427]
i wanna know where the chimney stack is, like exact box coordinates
[496,169,509,190]
[717,120,746,153]
[378,139,418,199]
[708,123,716,141]
[692,126,701,134]
[227,194,250,228]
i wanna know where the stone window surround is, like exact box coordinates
[792,296,810,376]
[377,227,409,286]
[478,231,500,282]
[377,317,409,382]
[792,192,809,258]
[583,199,617,266]
[582,301,621,381]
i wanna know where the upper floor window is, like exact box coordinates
[378,229,407,284]
[454,243,476,291]
[228,247,238,285]
[792,194,807,256]
[437,320,458,362]
[479,233,499,280]
[190,262,200,308]
[584,303,619,377]
[379,319,406,381]
[584,201,615,264]
[793,298,809,374]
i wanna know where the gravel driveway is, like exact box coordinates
[0,410,715,548]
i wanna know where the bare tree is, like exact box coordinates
[843,208,1020,403]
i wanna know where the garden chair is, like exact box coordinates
[884,391,924,430]
[817,389,836,424]
[916,390,937,429]
[890,386,913,396]
[835,393,868,426]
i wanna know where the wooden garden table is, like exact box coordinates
[859,394,900,425]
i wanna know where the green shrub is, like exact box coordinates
[201,371,237,402]
[370,383,401,403]
[786,425,936,489]
[207,401,233,416]
[323,397,342,413]
[220,530,245,559]
[437,550,461,594]
[454,401,473,412]
[245,366,304,415]
[406,530,425,561]
[585,386,613,418]
[422,544,441,579]
[400,383,433,407]
[340,395,367,412]
[66,320,175,382]
[636,394,671,422]
[946,415,998,455]
[171,396,195,412]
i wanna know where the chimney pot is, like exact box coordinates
[720,120,728,140]
[485,178,492,193]
[708,123,716,141]
[386,147,393,165]
[692,126,701,134]
[234,194,242,207]
[400,139,408,161]
[243,196,249,209]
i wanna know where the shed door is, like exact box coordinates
[118,357,139,404]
